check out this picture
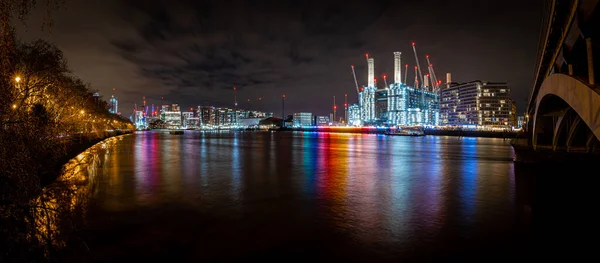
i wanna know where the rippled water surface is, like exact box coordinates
[59,131,545,261]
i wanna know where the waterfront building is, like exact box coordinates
[359,87,376,123]
[314,116,330,126]
[293,112,313,127]
[357,52,439,127]
[348,104,361,126]
[199,106,215,126]
[375,89,388,123]
[440,81,513,127]
[163,111,182,129]
[171,103,180,112]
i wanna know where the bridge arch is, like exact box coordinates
[533,74,600,150]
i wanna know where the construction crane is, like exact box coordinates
[411,42,424,89]
[350,65,360,95]
[344,94,348,124]
[426,55,439,91]
[404,64,408,84]
[413,66,418,88]
[333,96,337,123]
[383,74,388,89]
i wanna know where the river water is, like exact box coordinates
[43,131,597,261]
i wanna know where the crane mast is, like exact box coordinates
[383,74,388,89]
[404,64,408,85]
[351,65,360,95]
[412,42,424,89]
[426,55,439,91]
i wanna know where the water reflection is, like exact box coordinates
[31,135,124,255]
[37,131,540,261]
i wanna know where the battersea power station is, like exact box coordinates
[348,44,441,127]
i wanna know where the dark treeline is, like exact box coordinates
[1,1,134,261]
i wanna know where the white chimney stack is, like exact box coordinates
[424,75,429,87]
[393,52,402,84]
[446,73,452,84]
[368,58,375,87]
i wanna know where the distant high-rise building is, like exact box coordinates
[108,95,118,114]
[163,111,182,128]
[440,81,512,127]
[92,93,100,106]
[199,106,215,125]
[161,104,170,113]
[171,104,180,112]
[293,112,313,127]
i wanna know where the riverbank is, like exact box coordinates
[1,129,133,262]
[280,127,519,138]
[40,130,134,186]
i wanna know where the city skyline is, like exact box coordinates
[17,0,544,116]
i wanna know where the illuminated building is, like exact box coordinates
[354,52,439,126]
[163,111,182,129]
[440,81,512,127]
[108,95,118,114]
[359,87,376,123]
[134,109,145,129]
[171,103,180,112]
[293,112,313,127]
[375,88,388,122]
[348,104,361,126]
[359,56,377,123]
[387,83,439,126]
[161,104,170,114]
[314,116,330,126]
[199,106,215,126]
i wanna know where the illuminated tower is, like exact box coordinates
[367,57,375,88]
[359,54,376,123]
[394,52,402,84]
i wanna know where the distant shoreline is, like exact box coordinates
[280,127,520,138]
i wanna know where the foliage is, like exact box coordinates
[0,2,133,261]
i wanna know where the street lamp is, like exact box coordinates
[12,104,16,109]
[15,76,21,83]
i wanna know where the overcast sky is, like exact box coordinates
[18,0,545,116]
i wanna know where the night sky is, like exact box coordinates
[18,0,544,116]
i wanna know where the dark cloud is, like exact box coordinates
[18,0,544,116]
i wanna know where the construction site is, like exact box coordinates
[347,42,444,127]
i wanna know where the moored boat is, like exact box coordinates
[385,128,425,136]
[169,130,184,135]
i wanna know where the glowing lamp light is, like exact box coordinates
[412,42,415,46]
[15,76,21,83]
[12,104,17,109]
[80,110,85,114]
